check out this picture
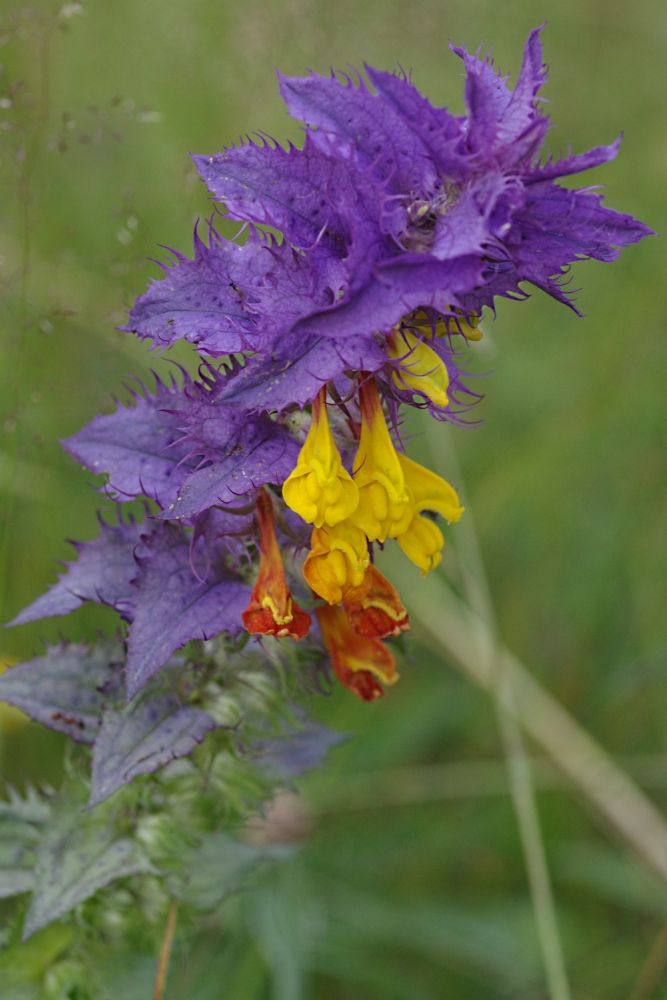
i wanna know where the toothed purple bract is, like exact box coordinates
[125,524,250,700]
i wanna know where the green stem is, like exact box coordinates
[425,418,572,1000]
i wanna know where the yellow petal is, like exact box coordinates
[303,520,370,605]
[410,309,482,341]
[350,378,412,542]
[388,328,449,408]
[397,514,444,576]
[398,453,464,523]
[283,388,359,527]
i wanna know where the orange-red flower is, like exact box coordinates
[344,564,410,639]
[242,489,311,640]
[316,603,398,702]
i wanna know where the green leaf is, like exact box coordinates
[0,788,50,900]
[173,832,281,911]
[22,802,158,940]
[0,923,75,987]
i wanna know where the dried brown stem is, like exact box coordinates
[152,901,178,1000]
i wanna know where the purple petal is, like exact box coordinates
[123,227,262,355]
[63,375,198,510]
[7,513,145,627]
[160,418,299,520]
[0,638,123,744]
[508,181,655,303]
[125,525,250,700]
[217,333,386,410]
[527,139,621,183]
[497,27,548,148]
[431,173,524,258]
[89,691,217,807]
[292,254,484,340]
[193,134,348,256]
[191,504,256,547]
[364,66,469,180]
[450,41,513,121]
[126,227,341,358]
[452,28,548,166]
[278,70,439,195]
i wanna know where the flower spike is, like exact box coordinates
[316,603,398,702]
[242,488,311,640]
[283,386,359,527]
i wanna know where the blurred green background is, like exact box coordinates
[0,0,666,997]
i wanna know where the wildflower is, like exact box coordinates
[395,453,464,574]
[396,515,445,575]
[283,387,358,527]
[350,376,412,542]
[387,327,450,407]
[344,564,409,639]
[303,520,370,606]
[19,27,651,709]
[242,489,311,640]
[316,603,398,701]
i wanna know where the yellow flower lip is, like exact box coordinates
[349,376,412,543]
[398,453,464,525]
[409,308,482,341]
[303,520,370,606]
[282,387,359,528]
[387,328,450,408]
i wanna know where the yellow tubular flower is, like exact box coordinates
[303,520,370,605]
[282,387,359,528]
[397,515,444,575]
[387,328,449,408]
[349,377,413,542]
[394,453,464,574]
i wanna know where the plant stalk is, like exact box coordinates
[153,901,178,1000]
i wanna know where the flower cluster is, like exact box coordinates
[9,29,651,705]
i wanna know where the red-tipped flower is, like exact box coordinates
[242,489,311,640]
[316,603,398,702]
[344,564,410,639]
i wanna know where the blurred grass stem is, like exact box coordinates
[627,920,667,1000]
[0,15,55,623]
[153,901,178,1000]
[426,420,572,1000]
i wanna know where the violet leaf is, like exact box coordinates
[7,513,145,627]
[62,374,199,510]
[125,524,250,699]
[0,637,124,744]
[254,721,348,779]
[160,418,299,521]
[89,688,218,807]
